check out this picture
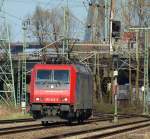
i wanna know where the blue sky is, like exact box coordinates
[2,0,87,42]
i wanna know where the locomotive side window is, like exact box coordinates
[54,70,69,83]
[37,70,52,80]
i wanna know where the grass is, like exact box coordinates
[0,112,31,120]
[0,103,31,120]
[94,102,115,113]
[94,101,143,115]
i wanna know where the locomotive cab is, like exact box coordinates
[29,64,93,124]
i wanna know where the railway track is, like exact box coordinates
[0,116,110,136]
[0,121,65,136]
[0,113,116,125]
[39,119,150,139]
[0,114,128,136]
[0,114,149,138]
[0,113,142,124]
[0,118,35,124]
[94,112,150,118]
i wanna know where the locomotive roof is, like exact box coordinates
[75,64,91,74]
[33,64,91,74]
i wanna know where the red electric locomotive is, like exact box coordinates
[29,64,93,125]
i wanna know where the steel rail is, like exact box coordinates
[39,119,150,139]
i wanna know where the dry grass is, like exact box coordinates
[93,102,115,113]
[94,101,143,115]
[0,104,31,120]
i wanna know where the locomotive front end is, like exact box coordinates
[30,64,76,121]
[34,69,70,104]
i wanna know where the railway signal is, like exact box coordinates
[112,20,121,39]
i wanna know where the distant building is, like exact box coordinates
[117,84,129,106]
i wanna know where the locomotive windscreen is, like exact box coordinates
[54,70,69,83]
[37,70,69,82]
[37,70,52,80]
[36,70,70,90]
[36,70,70,89]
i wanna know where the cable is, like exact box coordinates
[69,12,86,26]
[6,0,50,5]
[0,0,5,11]
[44,0,64,9]
[1,10,22,21]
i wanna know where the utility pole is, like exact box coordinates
[113,70,118,123]
[112,54,118,123]
[109,0,115,104]
[135,31,139,103]
[128,40,133,104]
[62,2,69,57]
[21,19,29,113]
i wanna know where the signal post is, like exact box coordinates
[112,54,118,123]
[113,70,118,123]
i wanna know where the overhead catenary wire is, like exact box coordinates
[0,0,4,11]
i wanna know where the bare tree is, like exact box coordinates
[121,0,149,104]
[31,6,64,45]
[121,0,149,28]
[30,6,80,59]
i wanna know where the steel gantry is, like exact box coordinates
[0,0,16,105]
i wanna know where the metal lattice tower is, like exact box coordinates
[84,0,105,42]
[104,0,109,41]
[21,20,28,109]
[0,0,16,105]
[17,58,21,106]
[62,6,69,56]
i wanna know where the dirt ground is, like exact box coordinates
[105,126,150,139]
[0,105,11,117]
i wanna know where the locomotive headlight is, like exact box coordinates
[50,85,54,89]
[60,97,68,102]
[36,97,40,101]
[61,97,68,102]
[64,98,68,102]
